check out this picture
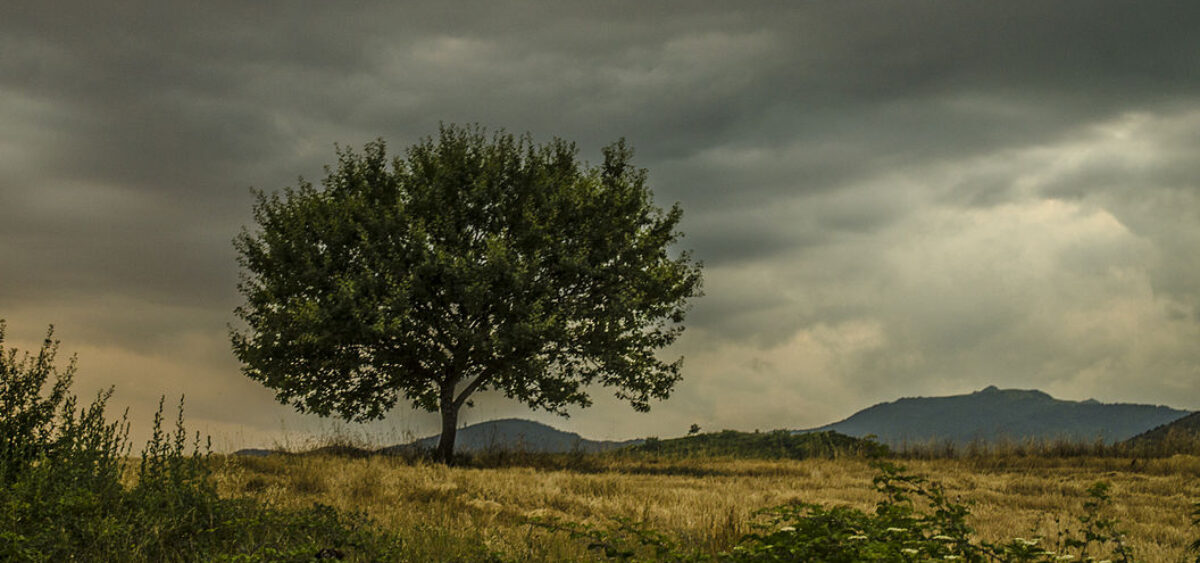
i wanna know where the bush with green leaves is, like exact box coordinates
[540,461,1141,562]
[726,461,983,562]
[0,322,403,562]
[0,323,130,559]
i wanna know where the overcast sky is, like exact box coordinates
[3,2,1199,449]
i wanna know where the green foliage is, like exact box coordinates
[719,461,984,562]
[541,461,1143,562]
[232,124,703,460]
[1060,482,1133,561]
[0,322,403,561]
[532,516,707,562]
[626,429,889,460]
[978,480,1133,562]
[0,322,132,561]
[0,323,128,487]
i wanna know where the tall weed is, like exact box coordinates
[0,322,403,561]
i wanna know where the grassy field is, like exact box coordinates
[211,452,1200,561]
[8,328,1196,560]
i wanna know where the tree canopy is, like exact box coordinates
[232,125,702,461]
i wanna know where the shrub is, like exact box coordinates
[726,461,983,561]
[0,322,404,561]
[0,324,128,485]
[0,323,131,560]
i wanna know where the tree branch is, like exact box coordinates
[453,372,491,409]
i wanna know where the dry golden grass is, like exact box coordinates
[209,453,1200,561]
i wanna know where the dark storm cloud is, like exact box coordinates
[3,1,1200,445]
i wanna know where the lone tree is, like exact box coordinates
[232,125,702,462]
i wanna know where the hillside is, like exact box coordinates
[1123,411,1200,448]
[626,429,887,459]
[384,418,643,454]
[806,385,1191,447]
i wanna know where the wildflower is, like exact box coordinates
[778,526,795,532]
[885,527,908,533]
[931,535,954,541]
[1013,537,1039,547]
[901,548,919,555]
[848,535,868,540]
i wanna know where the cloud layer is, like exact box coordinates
[3,2,1199,447]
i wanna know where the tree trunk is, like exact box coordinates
[435,402,459,464]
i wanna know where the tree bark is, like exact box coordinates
[435,400,459,464]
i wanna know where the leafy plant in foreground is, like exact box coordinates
[981,480,1132,562]
[0,321,403,561]
[540,461,1143,562]
[0,323,131,560]
[531,515,705,562]
[0,323,129,487]
[728,461,983,562]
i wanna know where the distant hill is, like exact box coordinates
[1123,411,1200,449]
[805,386,1191,447]
[233,448,284,457]
[626,429,887,459]
[382,418,643,455]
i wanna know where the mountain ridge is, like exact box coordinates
[232,387,1194,456]
[803,385,1191,447]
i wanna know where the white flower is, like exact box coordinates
[901,548,919,555]
[848,535,868,541]
[778,526,795,532]
[931,535,954,541]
